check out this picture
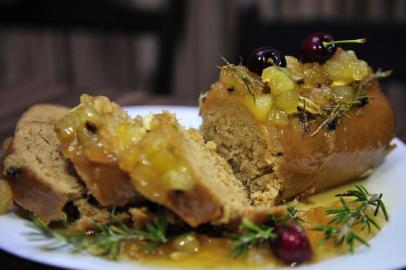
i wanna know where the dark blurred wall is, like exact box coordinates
[0,0,183,140]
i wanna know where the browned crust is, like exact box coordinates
[17,104,70,128]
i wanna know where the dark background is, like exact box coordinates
[0,0,406,269]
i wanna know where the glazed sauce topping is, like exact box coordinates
[218,49,372,126]
[55,96,195,207]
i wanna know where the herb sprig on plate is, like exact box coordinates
[227,218,276,257]
[313,185,388,253]
[227,206,303,257]
[27,216,168,260]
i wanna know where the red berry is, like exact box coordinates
[270,221,312,264]
[300,32,336,64]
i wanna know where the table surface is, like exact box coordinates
[1,93,405,270]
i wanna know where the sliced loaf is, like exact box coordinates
[2,104,84,223]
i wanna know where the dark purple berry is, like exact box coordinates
[300,32,336,64]
[270,221,312,264]
[247,47,287,75]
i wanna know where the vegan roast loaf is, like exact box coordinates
[199,49,396,207]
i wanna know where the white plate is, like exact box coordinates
[1,105,406,270]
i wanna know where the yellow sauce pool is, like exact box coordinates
[133,180,386,269]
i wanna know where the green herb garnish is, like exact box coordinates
[227,218,276,257]
[219,56,263,99]
[298,96,324,115]
[228,206,302,257]
[311,69,392,136]
[313,185,388,253]
[27,216,168,260]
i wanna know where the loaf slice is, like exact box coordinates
[2,118,84,223]
[125,113,251,227]
[56,94,251,227]
[55,94,144,207]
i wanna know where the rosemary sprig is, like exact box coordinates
[27,216,168,260]
[311,69,391,136]
[313,185,388,253]
[228,206,302,257]
[228,218,276,257]
[311,83,367,136]
[270,206,305,225]
[219,56,263,98]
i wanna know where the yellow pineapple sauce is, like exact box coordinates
[124,180,386,269]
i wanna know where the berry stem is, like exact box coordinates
[322,38,367,48]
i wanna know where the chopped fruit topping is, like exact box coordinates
[56,95,195,207]
[262,66,299,114]
[218,44,387,132]
[324,49,372,83]
[219,64,264,96]
[241,94,273,122]
[274,91,299,114]
[129,127,195,199]
[261,66,295,96]
[262,66,295,95]
[247,47,287,75]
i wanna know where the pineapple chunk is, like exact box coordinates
[274,91,299,114]
[262,66,295,95]
[324,49,372,83]
[241,94,273,122]
[261,66,299,114]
